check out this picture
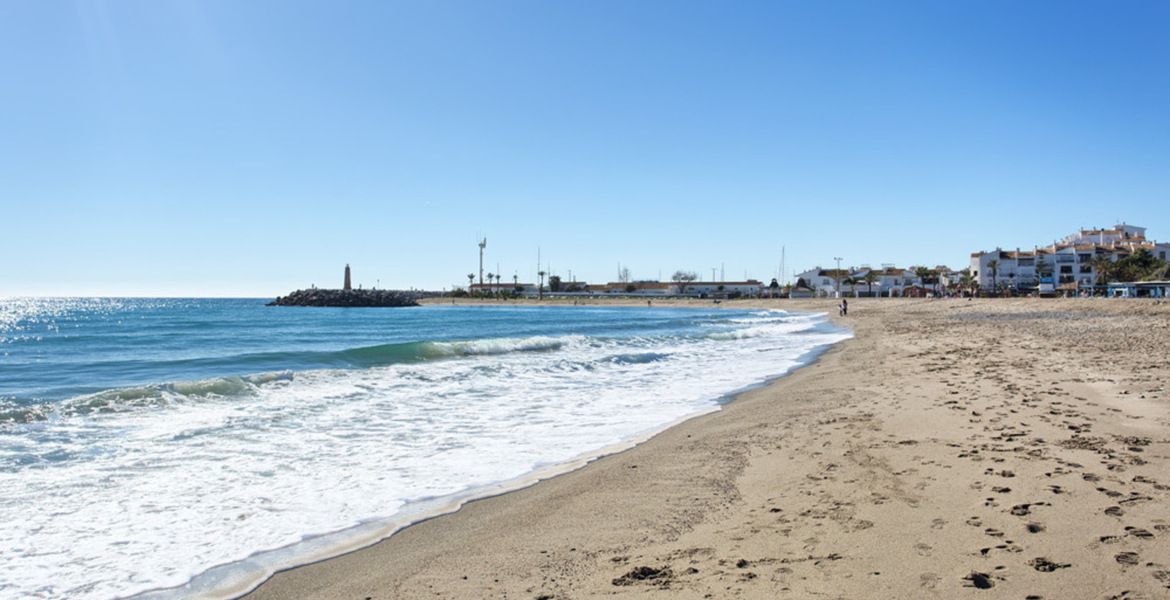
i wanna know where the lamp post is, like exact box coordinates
[833,257,843,299]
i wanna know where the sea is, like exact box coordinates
[0,298,850,600]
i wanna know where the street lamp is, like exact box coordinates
[833,257,843,298]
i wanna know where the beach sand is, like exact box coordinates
[243,298,1170,599]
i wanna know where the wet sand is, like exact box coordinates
[244,298,1170,599]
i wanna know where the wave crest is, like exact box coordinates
[0,372,294,427]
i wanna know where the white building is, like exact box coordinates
[470,282,537,294]
[794,266,949,298]
[604,282,673,295]
[971,223,1170,293]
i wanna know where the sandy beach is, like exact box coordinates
[244,298,1170,599]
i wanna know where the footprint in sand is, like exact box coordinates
[1011,502,1050,516]
[1027,557,1070,572]
[1125,527,1154,540]
[980,542,1022,555]
[962,572,995,589]
[1115,552,1140,566]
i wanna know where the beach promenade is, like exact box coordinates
[245,298,1170,599]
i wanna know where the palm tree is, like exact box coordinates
[486,272,495,295]
[986,260,999,295]
[1088,254,1116,289]
[958,269,975,296]
[863,271,878,298]
[538,270,546,300]
[840,277,857,298]
[496,273,502,292]
[914,266,932,296]
[467,273,475,293]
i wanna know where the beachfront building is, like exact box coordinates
[789,279,816,298]
[671,280,764,298]
[604,282,673,295]
[794,266,947,298]
[469,282,538,295]
[970,223,1170,294]
[794,268,851,298]
[855,266,920,297]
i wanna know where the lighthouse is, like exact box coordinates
[344,264,352,291]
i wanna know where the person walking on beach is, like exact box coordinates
[842,298,848,316]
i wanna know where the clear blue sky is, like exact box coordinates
[3,1,1167,296]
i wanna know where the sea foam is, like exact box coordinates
[0,303,849,600]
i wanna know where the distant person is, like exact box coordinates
[838,303,844,316]
[842,298,848,316]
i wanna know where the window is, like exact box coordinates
[1060,266,1072,274]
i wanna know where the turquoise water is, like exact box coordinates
[0,298,849,599]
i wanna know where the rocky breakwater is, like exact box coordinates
[267,289,432,307]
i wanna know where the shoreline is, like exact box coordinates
[143,302,844,600]
[244,298,1170,599]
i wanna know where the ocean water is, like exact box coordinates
[0,298,850,599]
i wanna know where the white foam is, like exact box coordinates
[0,310,850,600]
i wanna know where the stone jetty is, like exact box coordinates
[267,288,433,307]
[269,264,436,307]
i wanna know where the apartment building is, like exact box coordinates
[970,223,1170,293]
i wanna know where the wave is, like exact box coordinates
[0,336,579,427]
[281,335,574,369]
[603,352,672,365]
[0,372,295,426]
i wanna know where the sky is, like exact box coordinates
[2,1,1168,297]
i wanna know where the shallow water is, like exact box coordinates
[0,299,849,599]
